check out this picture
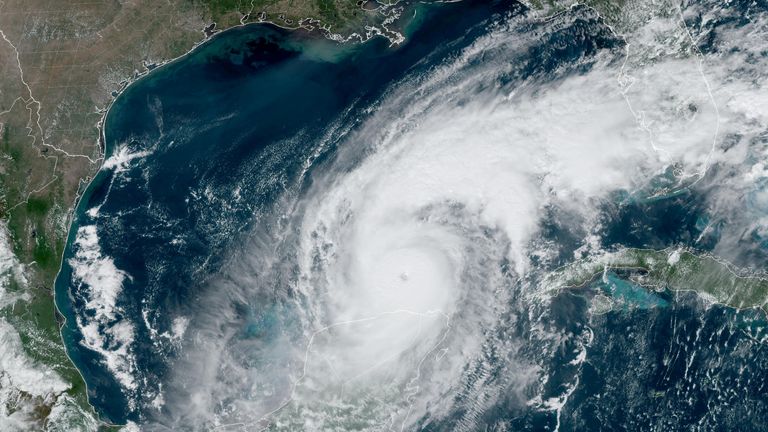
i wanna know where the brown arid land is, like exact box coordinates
[0,0,407,428]
[0,0,629,428]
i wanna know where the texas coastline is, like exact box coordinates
[49,0,491,424]
[51,17,401,428]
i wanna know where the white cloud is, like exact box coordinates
[0,223,97,431]
[156,1,768,429]
[102,144,151,173]
[69,225,138,401]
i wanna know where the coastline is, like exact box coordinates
[48,1,622,425]
[49,4,417,427]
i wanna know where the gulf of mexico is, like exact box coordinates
[52,0,518,423]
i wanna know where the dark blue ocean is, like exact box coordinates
[57,1,529,423]
[54,0,768,429]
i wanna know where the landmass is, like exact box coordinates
[543,248,768,313]
[199,0,405,41]
[0,0,417,428]
[0,0,697,429]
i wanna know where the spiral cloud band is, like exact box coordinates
[139,1,768,430]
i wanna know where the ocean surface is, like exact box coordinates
[56,1,524,423]
[54,0,768,429]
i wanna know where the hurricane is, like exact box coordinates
[56,0,768,430]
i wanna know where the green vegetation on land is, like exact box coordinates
[545,248,768,313]
[0,0,631,428]
[196,0,401,39]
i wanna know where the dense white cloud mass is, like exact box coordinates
[0,224,98,431]
[154,1,768,430]
[69,225,138,404]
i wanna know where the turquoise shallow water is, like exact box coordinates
[53,0,768,428]
[54,0,524,423]
[598,272,669,310]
